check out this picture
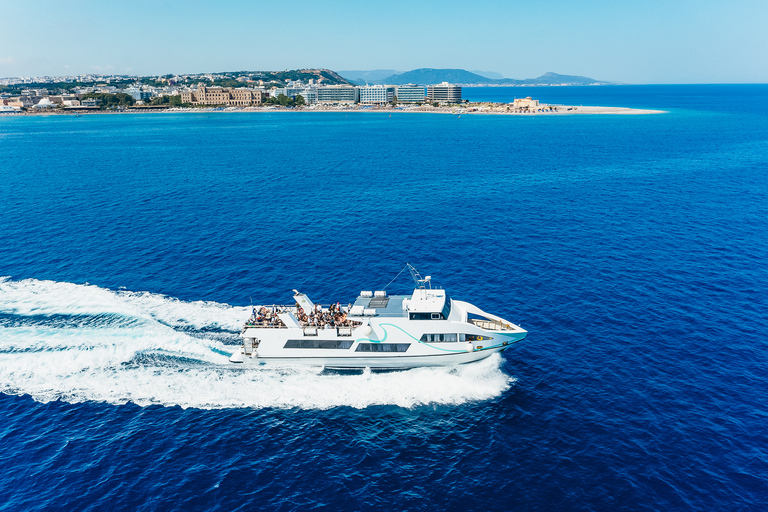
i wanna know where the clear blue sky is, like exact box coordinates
[1,0,766,83]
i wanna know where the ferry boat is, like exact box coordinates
[229,265,528,369]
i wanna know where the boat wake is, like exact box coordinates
[0,277,515,409]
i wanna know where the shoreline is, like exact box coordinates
[1,104,667,117]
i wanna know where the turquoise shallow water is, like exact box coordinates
[1,85,767,510]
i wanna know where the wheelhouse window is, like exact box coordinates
[442,297,452,319]
[459,334,493,342]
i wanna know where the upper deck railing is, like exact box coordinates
[244,304,360,330]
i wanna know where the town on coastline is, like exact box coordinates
[0,69,571,115]
[0,69,660,116]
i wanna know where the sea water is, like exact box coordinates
[1,85,767,510]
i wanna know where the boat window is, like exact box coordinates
[420,333,458,343]
[442,297,452,319]
[410,312,446,320]
[459,334,493,342]
[284,339,354,349]
[355,343,410,352]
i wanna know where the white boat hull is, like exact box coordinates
[229,343,512,369]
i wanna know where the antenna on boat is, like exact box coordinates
[407,263,432,290]
[381,263,409,291]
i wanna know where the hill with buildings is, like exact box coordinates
[250,69,352,86]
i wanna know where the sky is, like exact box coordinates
[1,0,766,83]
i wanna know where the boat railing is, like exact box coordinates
[245,303,357,330]
[244,320,362,331]
[469,318,514,331]
[244,322,287,330]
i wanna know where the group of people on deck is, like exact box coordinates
[246,302,356,328]
[297,302,355,328]
[248,306,287,327]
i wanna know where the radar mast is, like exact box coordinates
[407,263,432,290]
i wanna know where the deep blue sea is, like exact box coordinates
[1,85,767,511]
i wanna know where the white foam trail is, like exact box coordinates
[0,278,514,409]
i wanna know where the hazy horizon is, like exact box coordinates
[1,0,766,84]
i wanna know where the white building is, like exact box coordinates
[125,87,151,101]
[298,86,317,104]
[395,84,425,103]
[359,85,394,105]
[33,98,56,108]
[271,83,316,104]
[272,82,307,99]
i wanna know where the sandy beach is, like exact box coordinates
[1,104,666,117]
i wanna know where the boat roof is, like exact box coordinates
[407,288,447,313]
[352,294,408,317]
[351,288,448,317]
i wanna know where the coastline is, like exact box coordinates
[0,104,666,117]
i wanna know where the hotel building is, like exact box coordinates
[395,84,426,103]
[316,85,359,104]
[359,85,395,105]
[427,82,462,103]
[180,83,264,106]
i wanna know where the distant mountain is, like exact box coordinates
[382,68,492,85]
[471,70,507,80]
[513,72,604,85]
[337,69,402,85]
[374,68,610,86]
